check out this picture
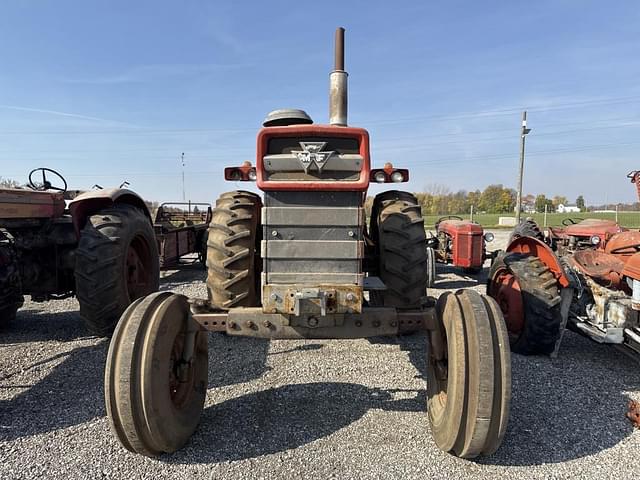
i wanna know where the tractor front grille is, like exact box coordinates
[263,136,363,182]
[261,191,364,314]
[454,233,483,268]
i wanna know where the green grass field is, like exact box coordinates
[422,211,640,229]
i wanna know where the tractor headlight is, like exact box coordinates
[390,171,404,183]
[374,171,387,183]
[484,232,495,243]
[590,235,601,245]
[248,169,257,181]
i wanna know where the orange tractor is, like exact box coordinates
[104,28,512,459]
[487,171,640,357]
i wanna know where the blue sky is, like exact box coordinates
[1,1,639,206]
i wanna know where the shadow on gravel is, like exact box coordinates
[432,263,488,290]
[207,334,271,388]
[165,381,424,465]
[373,331,638,465]
[0,309,94,344]
[0,342,108,441]
[479,331,639,465]
[159,265,206,290]
[0,331,271,441]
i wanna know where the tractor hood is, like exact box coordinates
[563,219,626,240]
[438,219,484,235]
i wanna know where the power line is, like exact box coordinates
[1,94,639,136]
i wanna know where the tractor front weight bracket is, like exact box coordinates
[190,305,437,340]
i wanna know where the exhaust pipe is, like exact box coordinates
[329,27,348,126]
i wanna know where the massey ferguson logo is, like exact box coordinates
[292,142,334,174]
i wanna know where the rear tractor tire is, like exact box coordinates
[370,191,428,308]
[427,289,511,458]
[105,292,209,456]
[487,252,563,355]
[0,243,23,330]
[206,191,262,309]
[75,204,160,336]
[509,218,544,244]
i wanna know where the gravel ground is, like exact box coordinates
[1,230,639,479]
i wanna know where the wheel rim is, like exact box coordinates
[125,235,154,301]
[169,332,196,409]
[489,267,524,338]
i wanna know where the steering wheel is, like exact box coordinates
[561,217,584,226]
[28,168,68,193]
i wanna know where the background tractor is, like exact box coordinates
[0,168,159,335]
[487,171,640,358]
[105,28,512,460]
[426,216,495,283]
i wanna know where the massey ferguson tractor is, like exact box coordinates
[104,28,512,459]
[487,172,640,358]
[0,168,159,335]
[426,216,495,282]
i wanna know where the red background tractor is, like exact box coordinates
[0,168,159,335]
[426,216,494,283]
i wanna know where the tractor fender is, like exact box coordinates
[69,188,152,236]
[506,236,570,288]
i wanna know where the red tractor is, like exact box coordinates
[426,216,495,282]
[487,172,640,358]
[104,28,511,459]
[0,168,159,335]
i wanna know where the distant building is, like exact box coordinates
[557,203,581,213]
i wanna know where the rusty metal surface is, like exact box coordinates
[190,306,435,339]
[622,252,640,281]
[627,400,640,428]
[329,27,347,126]
[69,187,152,233]
[154,203,210,268]
[0,189,65,219]
[334,27,345,71]
[506,236,571,288]
[262,284,363,315]
[154,202,211,227]
[569,250,625,288]
[605,231,640,258]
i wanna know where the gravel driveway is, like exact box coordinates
[1,230,639,479]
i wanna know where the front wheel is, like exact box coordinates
[427,289,511,458]
[105,292,209,456]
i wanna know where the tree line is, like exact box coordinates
[370,185,593,216]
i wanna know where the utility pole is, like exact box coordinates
[181,152,185,201]
[515,111,531,224]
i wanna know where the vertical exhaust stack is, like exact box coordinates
[329,27,348,126]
